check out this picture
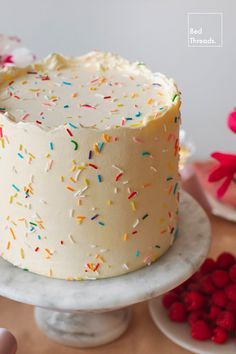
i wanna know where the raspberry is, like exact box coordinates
[190,272,202,283]
[225,283,236,302]
[229,264,236,283]
[200,258,216,274]
[211,270,230,288]
[216,311,236,331]
[187,282,200,291]
[211,327,228,344]
[199,276,216,294]
[208,305,221,321]
[216,252,235,270]
[179,291,187,302]
[162,292,178,309]
[188,311,205,326]
[168,302,187,322]
[212,290,228,308]
[162,253,236,345]
[191,320,212,340]
[182,272,200,287]
[184,291,205,311]
[172,284,185,295]
[226,301,236,316]
[181,279,190,288]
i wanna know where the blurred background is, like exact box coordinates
[0,0,235,158]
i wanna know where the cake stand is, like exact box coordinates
[0,192,211,348]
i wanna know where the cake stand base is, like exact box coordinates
[35,307,131,348]
[0,192,211,348]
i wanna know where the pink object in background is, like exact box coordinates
[182,161,236,222]
[181,164,211,214]
[194,161,236,209]
[227,110,236,134]
[0,329,17,354]
[0,34,35,67]
[208,152,236,199]
[208,109,236,199]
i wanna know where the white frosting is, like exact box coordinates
[0,52,178,130]
[0,52,180,279]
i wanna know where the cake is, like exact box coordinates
[0,52,181,279]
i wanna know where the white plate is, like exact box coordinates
[149,297,236,354]
[207,194,236,222]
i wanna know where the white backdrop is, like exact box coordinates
[0,0,235,159]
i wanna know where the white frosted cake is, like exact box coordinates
[0,52,181,279]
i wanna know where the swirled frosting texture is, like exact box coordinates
[0,52,180,279]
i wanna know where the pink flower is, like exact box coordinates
[0,55,13,65]
[0,34,35,67]
[227,110,236,134]
[208,152,236,198]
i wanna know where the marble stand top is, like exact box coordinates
[0,191,211,312]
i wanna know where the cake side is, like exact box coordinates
[0,52,180,279]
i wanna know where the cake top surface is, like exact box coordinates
[0,52,179,131]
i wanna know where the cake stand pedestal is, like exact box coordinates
[0,192,211,348]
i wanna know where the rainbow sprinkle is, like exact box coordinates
[71,140,78,150]
[12,184,20,192]
[128,191,137,200]
[141,151,151,156]
[17,152,24,159]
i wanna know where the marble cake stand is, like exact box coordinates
[0,192,211,348]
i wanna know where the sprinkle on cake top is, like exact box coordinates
[0,52,179,131]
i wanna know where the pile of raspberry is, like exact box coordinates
[162,252,236,344]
